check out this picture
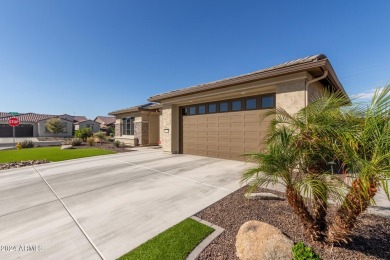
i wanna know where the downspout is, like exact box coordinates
[305,70,328,107]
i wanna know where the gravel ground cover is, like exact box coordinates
[196,186,390,260]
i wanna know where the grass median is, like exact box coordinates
[0,146,115,163]
[119,218,214,260]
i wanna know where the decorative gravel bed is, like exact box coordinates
[0,160,49,170]
[195,186,390,260]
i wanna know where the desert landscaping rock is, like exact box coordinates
[0,160,49,170]
[60,144,74,150]
[245,192,284,200]
[196,186,390,260]
[236,220,293,260]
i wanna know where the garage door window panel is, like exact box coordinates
[189,106,197,115]
[261,95,275,109]
[232,100,242,111]
[198,105,206,114]
[219,102,229,112]
[246,98,257,110]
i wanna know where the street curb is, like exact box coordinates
[187,216,225,260]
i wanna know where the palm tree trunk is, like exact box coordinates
[286,186,323,241]
[326,178,377,244]
[312,194,327,239]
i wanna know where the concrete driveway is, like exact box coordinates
[0,148,251,260]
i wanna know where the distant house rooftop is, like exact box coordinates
[95,116,116,125]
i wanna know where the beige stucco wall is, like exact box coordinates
[307,81,325,103]
[275,79,306,115]
[38,119,73,137]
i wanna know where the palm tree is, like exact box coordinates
[242,85,390,244]
[326,86,390,243]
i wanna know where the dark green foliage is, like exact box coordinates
[21,140,34,148]
[292,241,321,260]
[70,138,83,146]
[114,140,121,148]
[75,128,93,141]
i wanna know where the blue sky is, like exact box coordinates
[1,1,389,119]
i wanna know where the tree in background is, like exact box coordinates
[45,118,66,139]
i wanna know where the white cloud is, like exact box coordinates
[351,87,384,100]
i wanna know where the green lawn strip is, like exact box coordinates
[119,218,214,260]
[0,146,115,163]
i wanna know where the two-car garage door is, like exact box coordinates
[181,110,272,160]
[0,124,34,137]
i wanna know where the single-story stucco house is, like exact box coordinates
[109,54,347,160]
[0,113,74,138]
[0,113,99,138]
[74,119,100,133]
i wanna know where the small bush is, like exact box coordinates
[87,137,94,146]
[71,138,83,146]
[75,128,93,142]
[292,241,321,260]
[93,131,106,145]
[114,140,121,148]
[16,143,22,150]
[21,140,34,148]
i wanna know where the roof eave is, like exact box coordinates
[148,60,328,102]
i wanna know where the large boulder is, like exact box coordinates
[236,221,293,260]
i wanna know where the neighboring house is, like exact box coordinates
[94,116,116,133]
[74,119,100,133]
[110,54,348,161]
[0,113,73,138]
[109,103,161,146]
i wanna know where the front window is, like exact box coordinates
[122,117,134,135]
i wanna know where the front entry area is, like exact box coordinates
[0,124,34,137]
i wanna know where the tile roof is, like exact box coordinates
[95,116,116,125]
[0,112,75,122]
[109,103,160,115]
[148,54,329,102]
[73,116,88,122]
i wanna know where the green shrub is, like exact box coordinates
[75,128,93,141]
[71,138,83,146]
[93,131,106,145]
[16,143,22,150]
[21,140,34,148]
[292,242,321,260]
[114,140,121,148]
[87,137,94,146]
